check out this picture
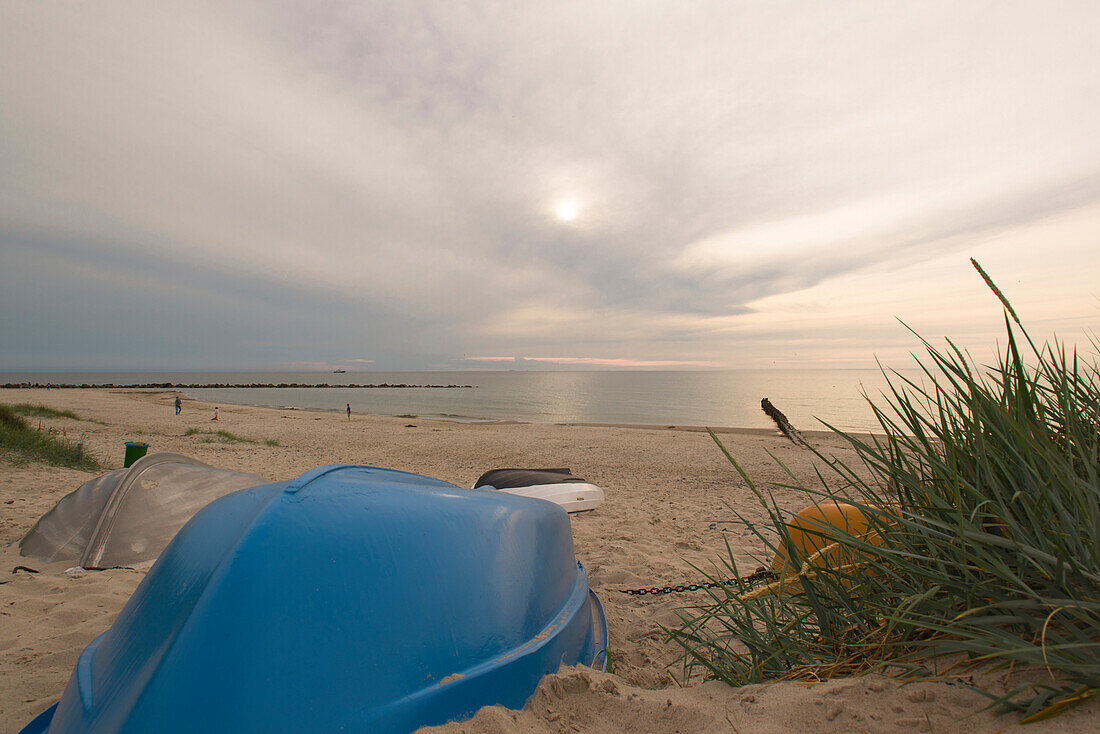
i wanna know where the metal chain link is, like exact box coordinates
[619,567,778,596]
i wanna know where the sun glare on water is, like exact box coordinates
[554,199,579,222]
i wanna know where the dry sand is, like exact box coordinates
[1,388,1096,733]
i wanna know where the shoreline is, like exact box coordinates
[1,388,1094,732]
[96,386,854,437]
[206,387,862,439]
[1,369,898,434]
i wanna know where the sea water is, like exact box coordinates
[1,369,922,433]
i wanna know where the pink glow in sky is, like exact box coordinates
[464,356,724,368]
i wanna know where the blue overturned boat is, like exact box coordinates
[21,466,607,734]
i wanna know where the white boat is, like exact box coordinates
[474,468,604,513]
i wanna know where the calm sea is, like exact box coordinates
[1,370,921,433]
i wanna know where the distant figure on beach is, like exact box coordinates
[174,397,182,415]
[212,407,219,421]
[346,403,352,421]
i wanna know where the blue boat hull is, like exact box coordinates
[22,465,607,733]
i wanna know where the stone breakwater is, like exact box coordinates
[3,383,474,389]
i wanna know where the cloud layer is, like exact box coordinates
[2,1,1098,370]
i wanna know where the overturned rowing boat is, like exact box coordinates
[22,465,607,734]
[474,468,605,513]
[19,452,264,569]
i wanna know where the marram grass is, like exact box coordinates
[8,403,108,425]
[669,262,1100,718]
[0,403,103,471]
[184,428,255,443]
[8,403,83,420]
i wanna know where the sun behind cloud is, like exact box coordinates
[554,199,579,222]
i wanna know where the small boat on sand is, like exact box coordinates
[474,468,605,513]
[19,452,263,569]
[21,465,607,734]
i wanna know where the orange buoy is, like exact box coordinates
[771,501,882,576]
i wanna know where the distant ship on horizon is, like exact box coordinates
[332,369,346,373]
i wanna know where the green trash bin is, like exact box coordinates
[123,442,150,467]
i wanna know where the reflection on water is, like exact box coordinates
[3,369,923,432]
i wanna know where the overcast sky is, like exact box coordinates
[2,1,1098,371]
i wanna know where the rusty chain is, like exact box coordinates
[619,566,778,596]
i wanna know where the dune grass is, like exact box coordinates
[9,403,83,420]
[0,403,103,471]
[184,428,256,443]
[7,403,108,425]
[184,428,278,445]
[668,261,1100,719]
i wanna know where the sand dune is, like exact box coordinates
[1,388,1096,732]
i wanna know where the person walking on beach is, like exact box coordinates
[174,397,182,415]
[212,407,219,421]
[346,403,352,421]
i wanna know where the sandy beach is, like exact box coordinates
[1,388,1096,733]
